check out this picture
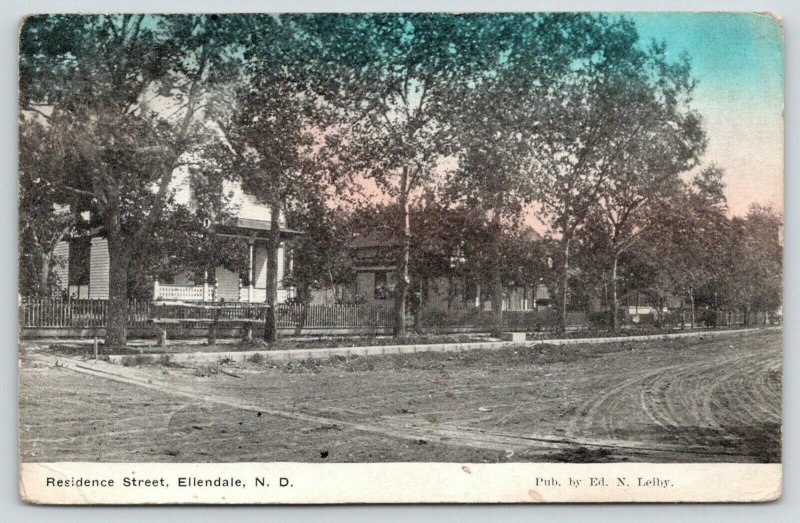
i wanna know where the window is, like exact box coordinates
[68,239,90,286]
[374,271,393,300]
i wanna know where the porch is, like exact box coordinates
[153,280,295,303]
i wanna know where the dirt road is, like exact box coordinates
[19,329,781,463]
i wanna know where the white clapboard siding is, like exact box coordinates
[215,265,240,302]
[254,245,268,289]
[88,238,109,299]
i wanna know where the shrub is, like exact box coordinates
[246,352,265,364]
[192,363,219,377]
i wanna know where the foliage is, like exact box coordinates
[19,14,243,344]
[305,13,504,336]
[284,200,354,303]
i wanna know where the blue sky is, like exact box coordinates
[625,12,784,215]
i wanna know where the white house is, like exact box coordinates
[53,180,300,303]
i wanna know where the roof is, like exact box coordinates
[521,226,543,242]
[349,231,401,249]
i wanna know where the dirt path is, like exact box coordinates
[19,329,782,463]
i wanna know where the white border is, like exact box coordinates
[3,0,794,520]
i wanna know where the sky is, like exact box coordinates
[626,12,784,216]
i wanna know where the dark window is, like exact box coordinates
[374,271,389,300]
[68,239,90,286]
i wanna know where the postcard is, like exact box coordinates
[18,11,783,504]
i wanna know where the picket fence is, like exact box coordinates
[20,298,595,334]
[20,298,151,328]
[20,298,395,330]
[417,306,588,330]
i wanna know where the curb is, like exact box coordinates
[105,327,778,365]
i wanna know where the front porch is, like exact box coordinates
[153,218,301,304]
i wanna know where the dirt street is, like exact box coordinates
[19,329,781,463]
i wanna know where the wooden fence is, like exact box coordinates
[21,298,605,336]
[417,306,588,331]
[20,298,151,328]
[20,298,395,331]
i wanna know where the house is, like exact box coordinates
[52,181,301,303]
[588,290,683,321]
[347,231,551,311]
[349,232,401,303]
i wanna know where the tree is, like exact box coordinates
[216,14,331,341]
[306,13,496,337]
[18,116,77,297]
[722,205,782,323]
[632,166,730,328]
[284,200,354,335]
[532,15,705,334]
[448,14,596,335]
[19,15,240,347]
[590,65,705,330]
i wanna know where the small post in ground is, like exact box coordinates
[157,327,167,348]
[93,336,98,360]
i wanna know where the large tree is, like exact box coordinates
[532,16,706,334]
[19,14,239,347]
[306,13,496,337]
[284,199,354,335]
[721,204,783,324]
[633,166,731,327]
[448,13,599,335]
[18,116,77,297]
[215,14,332,341]
[589,69,705,329]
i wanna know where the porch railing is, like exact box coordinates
[238,287,294,303]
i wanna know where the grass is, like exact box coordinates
[32,325,773,358]
[120,353,179,367]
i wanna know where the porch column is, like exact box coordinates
[248,241,254,303]
[286,246,294,300]
[202,270,209,302]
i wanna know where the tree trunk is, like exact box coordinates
[393,184,411,338]
[39,253,53,298]
[680,298,686,330]
[490,213,503,337]
[105,236,131,350]
[293,286,309,337]
[556,236,571,336]
[609,254,619,331]
[689,289,695,329]
[263,200,281,342]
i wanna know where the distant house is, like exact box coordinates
[347,231,551,311]
[53,181,301,303]
[588,290,683,320]
[349,232,401,303]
